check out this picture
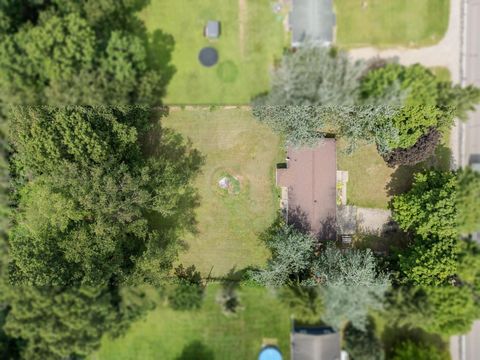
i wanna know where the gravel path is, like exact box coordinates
[356,207,393,235]
[348,0,461,83]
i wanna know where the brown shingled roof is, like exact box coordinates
[277,139,337,238]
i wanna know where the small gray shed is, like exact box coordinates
[205,20,221,39]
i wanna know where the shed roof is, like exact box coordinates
[291,326,341,360]
[205,20,220,38]
[289,0,336,46]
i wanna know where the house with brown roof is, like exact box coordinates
[276,139,337,239]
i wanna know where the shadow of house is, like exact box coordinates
[276,139,337,240]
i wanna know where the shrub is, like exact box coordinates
[392,340,449,360]
[169,265,204,311]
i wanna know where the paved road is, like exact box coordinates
[450,3,480,360]
[463,0,480,167]
[450,321,480,360]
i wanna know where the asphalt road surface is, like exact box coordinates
[464,0,480,167]
[451,3,480,359]
[450,321,480,360]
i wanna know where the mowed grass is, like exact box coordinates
[335,0,450,48]
[337,141,394,209]
[163,109,283,276]
[90,285,291,360]
[430,66,452,82]
[141,0,285,104]
[337,131,452,209]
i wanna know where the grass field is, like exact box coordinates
[430,66,452,82]
[337,131,452,209]
[335,0,450,48]
[337,141,394,209]
[141,0,286,104]
[90,285,291,360]
[162,108,283,276]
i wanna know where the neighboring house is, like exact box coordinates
[291,325,341,360]
[276,139,337,239]
[289,0,336,47]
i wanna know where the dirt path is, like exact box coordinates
[238,0,247,57]
[348,0,461,83]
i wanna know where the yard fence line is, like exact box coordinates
[163,105,252,112]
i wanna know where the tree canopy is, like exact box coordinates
[392,340,450,360]
[0,0,174,114]
[252,224,316,287]
[1,105,203,358]
[8,106,202,287]
[344,318,385,360]
[1,284,155,360]
[360,63,442,150]
[312,245,390,330]
[255,48,480,166]
[386,285,479,337]
[252,46,366,147]
[391,170,459,285]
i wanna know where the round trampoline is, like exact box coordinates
[198,47,218,67]
[258,345,282,360]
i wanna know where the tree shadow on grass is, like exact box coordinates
[385,165,417,197]
[137,112,206,271]
[175,340,215,360]
[385,142,452,197]
[143,117,205,235]
[147,29,177,98]
[382,325,448,359]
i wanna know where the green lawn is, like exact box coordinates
[90,285,291,360]
[337,131,452,209]
[335,0,450,48]
[337,141,395,209]
[163,108,283,276]
[141,0,286,104]
[430,66,452,82]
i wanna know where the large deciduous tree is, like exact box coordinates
[2,105,202,358]
[252,224,316,287]
[344,318,385,360]
[386,285,479,337]
[360,63,442,152]
[391,170,459,285]
[8,106,202,287]
[0,0,174,114]
[1,284,155,360]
